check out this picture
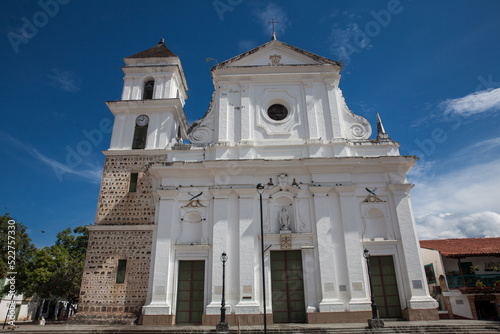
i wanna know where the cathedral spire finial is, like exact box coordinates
[376,113,390,140]
[268,18,278,40]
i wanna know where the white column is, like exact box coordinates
[142,189,178,315]
[389,184,438,310]
[310,186,344,312]
[206,189,233,315]
[235,188,260,314]
[336,185,371,312]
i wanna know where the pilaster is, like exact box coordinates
[206,189,233,315]
[143,189,178,315]
[234,188,260,314]
[217,82,229,142]
[310,186,344,312]
[324,79,342,138]
[336,185,371,312]
[388,184,438,310]
[304,81,320,140]
[240,81,251,142]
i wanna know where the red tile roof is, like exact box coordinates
[420,237,500,257]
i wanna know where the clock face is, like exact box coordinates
[136,115,149,127]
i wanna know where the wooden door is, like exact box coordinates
[271,250,306,323]
[176,261,205,324]
[371,256,402,318]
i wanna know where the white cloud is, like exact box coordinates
[0,132,102,183]
[409,135,500,239]
[48,69,81,92]
[411,158,500,218]
[254,3,289,37]
[441,87,500,116]
[329,23,371,61]
[417,211,500,240]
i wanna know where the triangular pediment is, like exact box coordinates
[213,40,340,69]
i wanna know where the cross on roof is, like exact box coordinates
[268,18,279,33]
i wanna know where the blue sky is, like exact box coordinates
[1,0,499,247]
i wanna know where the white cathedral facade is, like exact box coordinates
[79,36,438,326]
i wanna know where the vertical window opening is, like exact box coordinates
[116,259,127,283]
[143,80,154,100]
[129,173,138,192]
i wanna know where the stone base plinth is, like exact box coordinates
[203,313,273,326]
[142,314,175,325]
[402,308,439,321]
[68,312,138,325]
[307,310,372,323]
[216,322,229,332]
[368,318,385,328]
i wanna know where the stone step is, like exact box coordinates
[3,322,499,334]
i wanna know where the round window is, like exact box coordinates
[267,104,288,121]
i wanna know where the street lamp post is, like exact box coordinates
[363,248,384,329]
[256,183,267,334]
[216,252,229,333]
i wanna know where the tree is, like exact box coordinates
[18,226,89,306]
[0,213,36,287]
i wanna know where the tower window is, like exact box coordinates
[116,259,127,284]
[129,173,138,192]
[132,115,149,149]
[143,80,154,100]
[267,104,288,121]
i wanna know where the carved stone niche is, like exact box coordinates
[361,203,394,241]
[177,208,208,245]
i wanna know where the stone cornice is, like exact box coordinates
[308,186,332,195]
[103,149,168,157]
[87,224,157,231]
[388,183,414,195]
[209,188,234,198]
[234,187,258,197]
[335,184,358,195]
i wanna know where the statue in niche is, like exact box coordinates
[279,206,291,231]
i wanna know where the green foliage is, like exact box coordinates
[0,213,36,284]
[19,226,89,304]
[1,215,89,305]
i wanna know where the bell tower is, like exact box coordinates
[107,39,189,150]
[78,40,190,324]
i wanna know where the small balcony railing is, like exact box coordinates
[446,274,500,289]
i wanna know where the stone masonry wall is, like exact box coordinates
[79,229,153,314]
[95,155,166,225]
[77,154,166,323]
